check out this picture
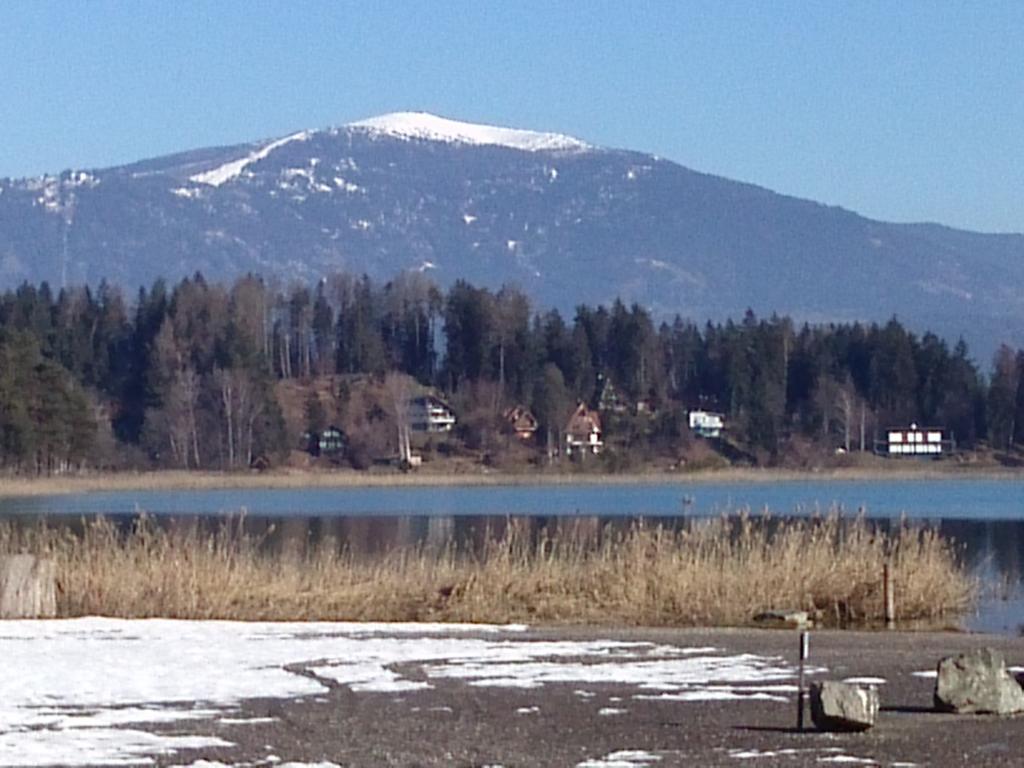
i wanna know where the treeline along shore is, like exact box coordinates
[1,271,1023,475]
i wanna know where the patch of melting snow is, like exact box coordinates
[332,176,362,193]
[3,730,232,767]
[516,706,539,714]
[312,660,430,693]
[728,747,858,762]
[912,670,937,679]
[171,186,202,199]
[0,618,521,766]
[577,750,661,768]
[635,689,787,703]
[190,131,310,187]
[842,677,886,685]
[729,748,801,759]
[599,707,626,716]
[0,618,809,766]
[424,646,811,693]
[817,757,877,765]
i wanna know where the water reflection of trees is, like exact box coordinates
[937,520,1023,584]
[2,512,1022,587]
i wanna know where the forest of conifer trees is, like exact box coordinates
[1,271,1022,474]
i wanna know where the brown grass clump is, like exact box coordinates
[0,514,974,627]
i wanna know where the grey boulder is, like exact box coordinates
[809,681,880,731]
[934,647,1024,715]
[752,610,811,629]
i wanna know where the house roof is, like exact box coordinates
[504,405,538,431]
[410,394,453,410]
[566,403,601,435]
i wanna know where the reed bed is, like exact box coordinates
[3,464,1018,498]
[0,514,974,627]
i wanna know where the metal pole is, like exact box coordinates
[884,561,895,629]
[797,630,809,730]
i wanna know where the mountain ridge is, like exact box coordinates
[0,112,1021,361]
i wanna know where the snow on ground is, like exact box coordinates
[727,747,852,761]
[0,618,812,766]
[190,132,310,187]
[577,750,661,768]
[348,112,592,152]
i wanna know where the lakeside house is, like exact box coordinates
[596,374,627,413]
[565,403,603,457]
[303,425,347,457]
[503,405,539,441]
[688,410,725,439]
[876,424,953,456]
[409,395,457,433]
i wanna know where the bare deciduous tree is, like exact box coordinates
[385,372,413,464]
[215,366,262,468]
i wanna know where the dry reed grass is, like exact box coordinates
[0,513,974,627]
[2,465,1020,498]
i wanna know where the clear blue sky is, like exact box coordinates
[1,1,1021,233]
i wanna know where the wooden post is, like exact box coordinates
[796,631,809,730]
[0,555,57,619]
[883,561,895,629]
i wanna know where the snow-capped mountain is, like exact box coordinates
[0,111,1021,359]
[348,112,592,152]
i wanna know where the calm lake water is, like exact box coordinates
[1,477,1021,519]
[1,477,1022,634]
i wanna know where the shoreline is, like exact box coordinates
[1,463,1022,497]
[7,621,1021,766]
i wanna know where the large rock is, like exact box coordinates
[752,609,811,629]
[809,681,879,731]
[934,648,1024,715]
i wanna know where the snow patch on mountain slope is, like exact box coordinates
[191,131,311,187]
[348,112,591,153]
[171,187,202,199]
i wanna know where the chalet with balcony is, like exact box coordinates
[688,410,725,438]
[503,405,539,441]
[565,403,603,456]
[303,425,347,457]
[876,423,953,457]
[409,395,457,433]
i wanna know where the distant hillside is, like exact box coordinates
[1,111,1021,360]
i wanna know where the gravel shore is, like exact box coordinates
[153,626,1024,768]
